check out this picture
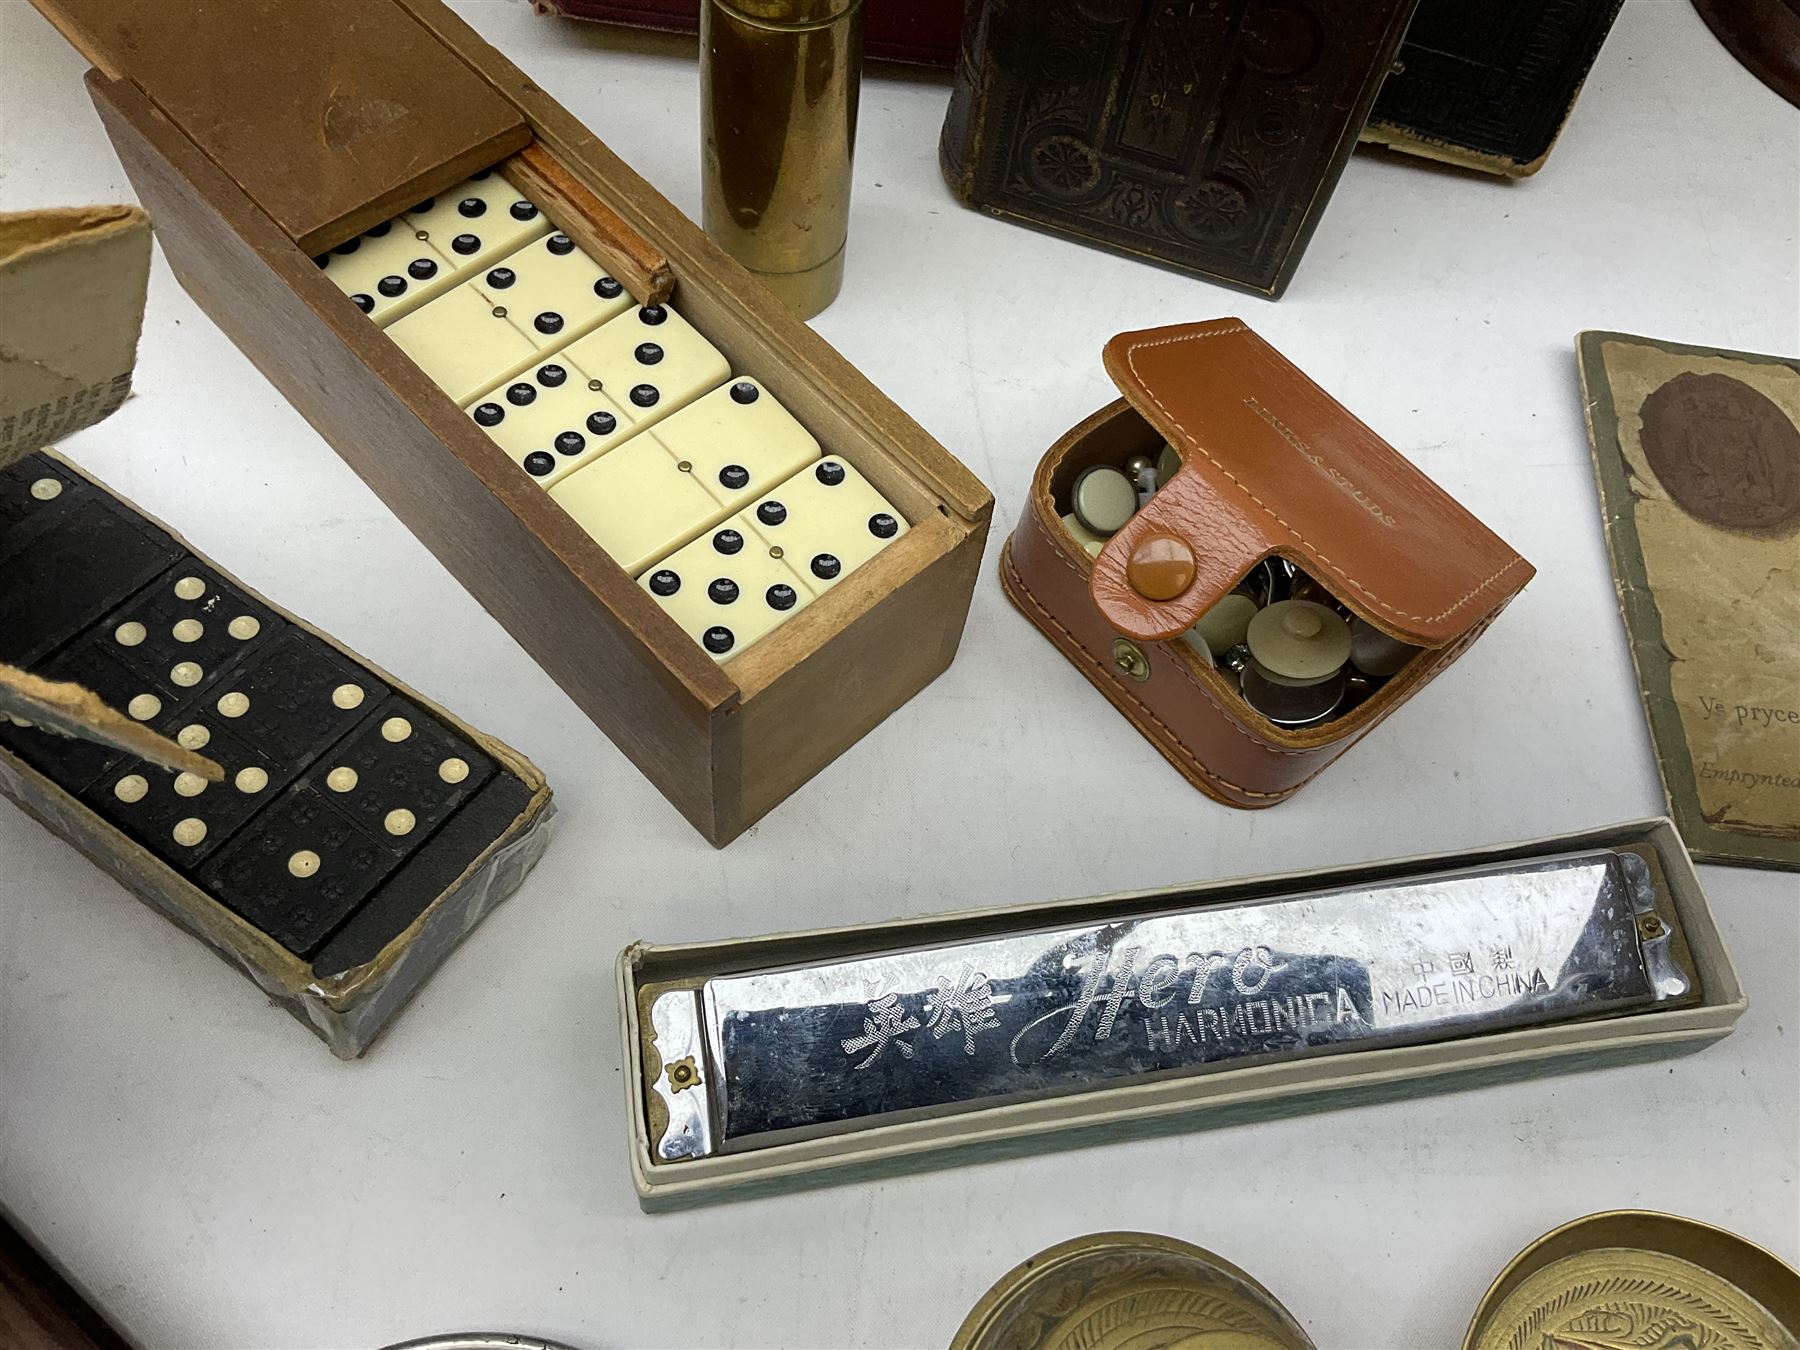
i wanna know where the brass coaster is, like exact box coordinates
[1466,1211,1800,1350]
[952,1231,1313,1350]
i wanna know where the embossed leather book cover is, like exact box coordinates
[939,0,1419,297]
[1579,331,1800,871]
[1363,0,1625,176]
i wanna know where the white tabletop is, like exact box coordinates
[2,3,1796,1346]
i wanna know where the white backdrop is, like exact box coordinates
[1,2,1796,1346]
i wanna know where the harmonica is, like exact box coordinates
[644,850,1691,1163]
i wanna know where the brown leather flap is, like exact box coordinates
[29,0,530,255]
[1090,319,1533,646]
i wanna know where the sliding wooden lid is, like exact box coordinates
[28,0,531,255]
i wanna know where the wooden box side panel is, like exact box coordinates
[86,73,742,842]
[733,514,986,826]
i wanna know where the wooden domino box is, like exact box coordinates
[0,451,554,1058]
[29,0,993,847]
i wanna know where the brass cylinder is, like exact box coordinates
[700,0,862,318]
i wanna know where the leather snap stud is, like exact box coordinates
[1126,533,1196,601]
[1112,639,1151,682]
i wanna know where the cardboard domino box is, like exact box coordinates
[0,451,554,1058]
[29,0,993,846]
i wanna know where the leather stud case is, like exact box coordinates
[1001,318,1535,808]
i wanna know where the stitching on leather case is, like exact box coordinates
[1121,328,1529,627]
[1161,639,1313,754]
[1033,512,1315,760]
[1004,543,1292,801]
[1022,508,1324,788]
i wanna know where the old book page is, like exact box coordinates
[1581,330,1800,869]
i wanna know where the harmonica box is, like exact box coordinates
[619,819,1741,1210]
[28,0,992,846]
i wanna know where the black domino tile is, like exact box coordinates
[311,768,535,972]
[0,642,191,793]
[0,720,123,797]
[203,629,390,772]
[96,561,286,700]
[152,702,306,799]
[0,455,89,555]
[307,696,495,849]
[0,483,181,668]
[83,721,279,867]
[41,635,195,719]
[198,782,408,958]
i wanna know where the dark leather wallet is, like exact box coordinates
[1362,0,1627,175]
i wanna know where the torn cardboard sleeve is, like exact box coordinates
[0,205,150,466]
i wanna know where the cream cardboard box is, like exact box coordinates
[0,205,149,467]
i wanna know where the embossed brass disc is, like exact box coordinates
[1465,1211,1800,1350]
[952,1231,1314,1350]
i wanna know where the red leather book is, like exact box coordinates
[536,0,963,68]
